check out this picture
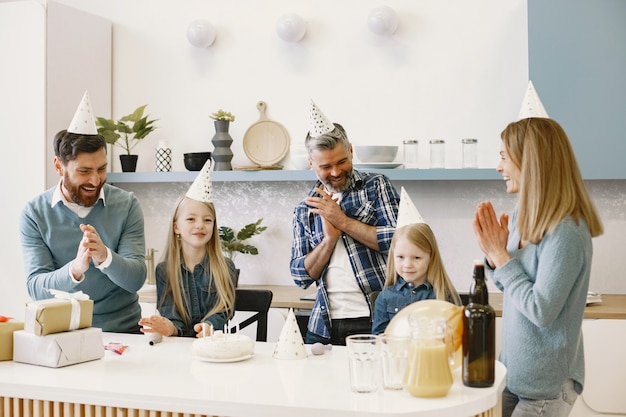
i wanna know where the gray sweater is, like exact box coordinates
[20,184,146,333]
[489,208,591,399]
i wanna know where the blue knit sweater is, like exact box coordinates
[20,184,146,333]
[489,207,592,399]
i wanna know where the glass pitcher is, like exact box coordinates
[403,313,454,398]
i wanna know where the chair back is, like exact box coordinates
[231,289,273,342]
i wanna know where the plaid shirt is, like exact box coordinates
[290,170,400,339]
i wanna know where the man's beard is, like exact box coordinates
[63,173,103,207]
[322,174,352,194]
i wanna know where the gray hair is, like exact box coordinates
[305,123,350,157]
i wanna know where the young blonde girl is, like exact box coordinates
[139,196,236,337]
[372,223,461,334]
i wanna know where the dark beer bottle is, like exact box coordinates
[462,260,496,387]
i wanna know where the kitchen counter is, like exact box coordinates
[0,332,505,417]
[238,286,626,320]
[141,284,626,320]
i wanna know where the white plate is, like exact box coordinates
[193,354,254,363]
[354,163,404,169]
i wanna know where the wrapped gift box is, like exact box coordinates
[25,298,93,336]
[13,327,104,368]
[0,320,24,361]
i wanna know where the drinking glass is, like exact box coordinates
[346,334,380,393]
[379,334,410,390]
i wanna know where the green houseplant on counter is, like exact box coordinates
[219,218,267,261]
[219,218,267,286]
[96,105,158,172]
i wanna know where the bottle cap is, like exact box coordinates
[473,260,485,278]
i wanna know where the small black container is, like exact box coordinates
[184,152,212,171]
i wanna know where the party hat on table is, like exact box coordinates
[186,160,213,203]
[517,80,549,120]
[309,100,335,137]
[396,187,425,228]
[272,308,307,360]
[68,91,98,135]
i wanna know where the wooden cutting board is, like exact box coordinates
[242,101,290,167]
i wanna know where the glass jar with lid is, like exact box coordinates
[461,138,478,168]
[429,139,445,168]
[403,140,419,169]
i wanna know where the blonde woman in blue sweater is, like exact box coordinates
[473,115,603,417]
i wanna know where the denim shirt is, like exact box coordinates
[155,254,235,337]
[371,278,436,335]
[290,170,400,339]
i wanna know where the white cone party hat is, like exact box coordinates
[68,91,98,135]
[272,308,307,360]
[517,80,549,120]
[185,160,213,203]
[309,100,335,137]
[396,187,425,228]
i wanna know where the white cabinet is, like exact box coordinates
[0,1,46,320]
[570,319,626,416]
[0,1,112,321]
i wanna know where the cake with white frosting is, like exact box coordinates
[192,331,254,360]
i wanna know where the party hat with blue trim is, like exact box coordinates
[309,100,335,137]
[186,160,213,203]
[396,187,425,228]
[517,80,549,120]
[68,91,98,135]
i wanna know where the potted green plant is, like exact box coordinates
[218,218,267,261]
[96,105,158,172]
[210,109,235,122]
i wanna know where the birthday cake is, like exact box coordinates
[192,331,255,360]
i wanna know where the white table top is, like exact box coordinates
[0,333,505,417]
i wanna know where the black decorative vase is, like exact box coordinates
[211,120,233,171]
[120,154,138,172]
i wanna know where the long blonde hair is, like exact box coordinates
[502,118,603,243]
[158,196,236,326]
[386,223,462,306]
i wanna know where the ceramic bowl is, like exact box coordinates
[184,152,212,171]
[354,145,399,163]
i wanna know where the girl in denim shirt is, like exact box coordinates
[372,223,461,334]
[140,164,236,338]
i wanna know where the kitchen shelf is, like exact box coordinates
[107,169,502,184]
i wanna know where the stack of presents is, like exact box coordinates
[1,290,104,367]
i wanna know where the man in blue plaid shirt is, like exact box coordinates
[290,101,400,345]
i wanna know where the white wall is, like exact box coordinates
[49,0,528,176]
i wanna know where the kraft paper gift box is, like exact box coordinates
[0,320,24,361]
[13,327,104,368]
[25,297,94,336]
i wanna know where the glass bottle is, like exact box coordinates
[404,313,454,398]
[462,260,496,387]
